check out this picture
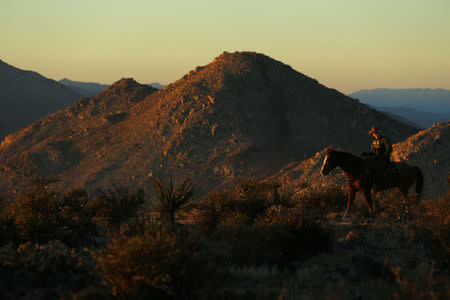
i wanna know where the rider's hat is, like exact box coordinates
[368,126,379,135]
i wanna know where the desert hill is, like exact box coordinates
[0,52,417,197]
[0,60,81,140]
[268,121,450,199]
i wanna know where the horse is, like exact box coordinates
[320,148,423,217]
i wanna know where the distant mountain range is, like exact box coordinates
[349,89,450,128]
[0,52,417,197]
[59,78,109,98]
[374,106,449,129]
[59,78,164,97]
[0,59,81,140]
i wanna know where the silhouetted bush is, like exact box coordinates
[6,178,98,246]
[215,219,330,268]
[375,190,422,222]
[124,207,158,236]
[0,207,18,246]
[91,186,145,230]
[419,192,450,265]
[94,225,212,299]
[0,240,99,299]
[151,176,199,229]
[194,180,331,268]
[392,264,448,300]
[195,180,269,233]
[11,177,63,243]
[300,187,347,215]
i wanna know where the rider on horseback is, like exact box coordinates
[367,126,392,164]
[361,126,393,183]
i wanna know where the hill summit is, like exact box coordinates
[0,52,417,196]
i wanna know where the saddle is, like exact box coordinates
[361,153,398,188]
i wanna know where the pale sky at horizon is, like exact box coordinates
[1,0,449,94]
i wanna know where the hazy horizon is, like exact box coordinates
[2,0,449,94]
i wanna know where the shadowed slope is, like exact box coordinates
[0,60,81,140]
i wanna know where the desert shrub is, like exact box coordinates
[0,207,18,245]
[91,186,145,230]
[255,205,304,229]
[195,192,267,233]
[10,178,63,243]
[216,220,331,268]
[0,240,99,299]
[195,180,269,233]
[125,207,161,236]
[300,186,347,216]
[8,180,99,246]
[375,190,423,223]
[94,225,212,299]
[151,176,199,228]
[391,264,448,300]
[418,192,450,264]
[211,202,329,268]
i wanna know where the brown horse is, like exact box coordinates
[320,148,423,217]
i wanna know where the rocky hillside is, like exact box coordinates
[0,60,81,140]
[391,121,450,197]
[268,121,450,200]
[0,52,417,197]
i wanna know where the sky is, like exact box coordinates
[1,0,449,94]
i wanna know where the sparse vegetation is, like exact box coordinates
[0,175,448,299]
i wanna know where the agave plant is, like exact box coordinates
[151,176,199,228]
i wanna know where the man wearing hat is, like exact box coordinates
[367,126,392,164]
[361,127,393,185]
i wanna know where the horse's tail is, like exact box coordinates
[415,166,423,200]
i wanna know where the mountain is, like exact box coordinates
[59,78,109,97]
[0,52,417,197]
[268,121,450,199]
[376,108,420,128]
[349,89,450,129]
[349,88,450,113]
[375,106,450,129]
[0,60,81,140]
[148,82,164,89]
[59,78,164,97]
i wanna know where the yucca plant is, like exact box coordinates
[151,176,199,229]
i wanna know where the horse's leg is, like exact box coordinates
[398,186,410,216]
[397,186,409,204]
[343,189,356,218]
[362,187,374,214]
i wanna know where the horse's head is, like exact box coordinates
[320,148,338,176]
